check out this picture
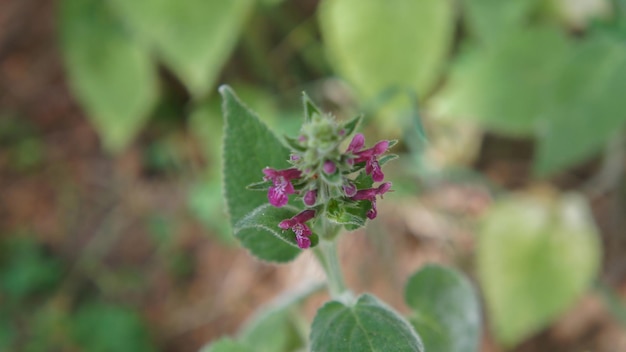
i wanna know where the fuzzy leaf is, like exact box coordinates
[310,294,424,352]
[303,92,323,122]
[405,264,481,352]
[221,86,301,262]
[60,0,158,152]
[341,115,363,137]
[109,0,254,97]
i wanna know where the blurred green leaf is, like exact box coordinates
[535,35,626,175]
[310,294,424,352]
[319,0,454,99]
[60,0,158,152]
[478,193,601,347]
[187,179,234,244]
[238,283,321,352]
[200,338,253,352]
[463,0,539,43]
[433,27,571,136]
[109,0,254,97]
[220,85,301,263]
[405,264,481,352]
[0,237,63,300]
[71,303,155,352]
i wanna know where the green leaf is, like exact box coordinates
[463,0,539,43]
[434,27,571,136]
[405,264,481,352]
[534,35,626,175]
[319,0,455,99]
[478,193,601,347]
[0,237,63,300]
[310,294,424,352]
[71,303,155,352]
[199,338,253,352]
[239,283,322,352]
[108,0,254,97]
[283,135,306,152]
[235,204,319,251]
[221,86,301,262]
[327,199,368,230]
[60,0,158,152]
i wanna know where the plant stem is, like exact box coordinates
[313,238,349,300]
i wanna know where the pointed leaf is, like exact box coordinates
[405,264,481,352]
[60,0,158,152]
[478,193,601,346]
[109,0,254,96]
[319,0,454,99]
[341,114,363,137]
[463,0,539,44]
[220,85,300,262]
[310,294,424,352]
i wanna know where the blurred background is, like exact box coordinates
[1,0,626,351]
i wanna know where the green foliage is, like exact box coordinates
[405,264,481,352]
[535,35,626,175]
[220,85,301,263]
[478,193,601,347]
[238,284,321,352]
[0,237,63,300]
[463,0,539,43]
[59,0,158,152]
[71,303,156,352]
[108,0,254,97]
[200,338,253,352]
[319,0,455,99]
[434,27,572,136]
[310,294,424,352]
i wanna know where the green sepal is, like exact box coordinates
[320,168,343,186]
[246,180,272,191]
[379,154,399,166]
[352,170,374,189]
[235,204,319,250]
[387,139,398,149]
[326,199,369,230]
[302,92,322,122]
[283,135,306,152]
[341,114,363,137]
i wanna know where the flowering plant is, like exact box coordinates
[208,86,481,352]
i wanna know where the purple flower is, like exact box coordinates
[346,134,389,182]
[303,189,317,206]
[263,167,302,207]
[342,182,357,197]
[323,160,336,174]
[279,209,316,249]
[350,182,392,220]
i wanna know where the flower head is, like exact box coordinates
[263,167,302,207]
[279,210,316,248]
[346,134,389,182]
[351,182,392,219]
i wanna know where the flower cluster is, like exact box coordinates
[256,98,395,249]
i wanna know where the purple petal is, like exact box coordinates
[293,209,316,223]
[372,140,389,156]
[377,182,392,195]
[296,234,311,249]
[343,182,357,197]
[346,133,365,153]
[323,161,336,174]
[303,190,317,206]
[268,186,289,207]
[278,219,294,229]
[368,160,384,182]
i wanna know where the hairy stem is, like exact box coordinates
[313,238,349,301]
